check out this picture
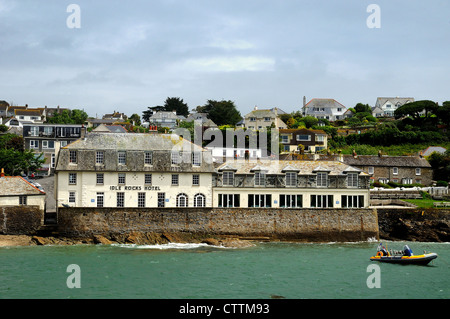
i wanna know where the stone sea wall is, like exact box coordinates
[0,206,44,235]
[377,208,450,242]
[57,207,379,242]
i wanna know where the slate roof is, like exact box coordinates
[375,97,414,106]
[304,99,347,114]
[64,132,204,152]
[216,160,368,176]
[0,176,45,196]
[420,146,446,157]
[342,155,431,168]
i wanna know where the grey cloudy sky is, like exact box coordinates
[1,0,449,118]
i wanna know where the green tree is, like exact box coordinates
[46,109,88,124]
[301,116,319,128]
[354,103,372,114]
[164,97,189,117]
[0,148,44,176]
[129,113,141,126]
[200,100,242,126]
[394,100,438,120]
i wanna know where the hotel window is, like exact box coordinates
[51,154,56,168]
[194,193,206,207]
[218,194,240,208]
[171,151,181,165]
[250,117,256,122]
[138,193,146,208]
[415,168,421,176]
[97,192,104,208]
[69,151,77,164]
[19,196,27,206]
[192,152,201,166]
[192,174,200,186]
[96,151,104,164]
[254,171,266,187]
[316,172,328,187]
[297,135,311,141]
[43,126,53,136]
[118,173,126,185]
[30,126,39,136]
[248,194,272,208]
[42,140,55,149]
[341,195,364,208]
[279,194,302,208]
[393,167,398,175]
[347,173,359,188]
[311,195,333,208]
[117,192,125,207]
[222,171,234,186]
[281,135,289,143]
[368,167,374,175]
[60,141,68,147]
[402,178,413,185]
[145,174,152,185]
[264,117,271,122]
[157,193,165,208]
[69,192,76,204]
[285,172,297,187]
[118,151,126,165]
[144,151,153,165]
[30,140,39,149]
[176,193,188,207]
[96,173,104,185]
[172,174,179,185]
[315,135,325,142]
[69,173,77,185]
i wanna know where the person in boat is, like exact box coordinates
[403,245,413,257]
[376,243,389,256]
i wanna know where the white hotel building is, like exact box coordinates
[55,133,214,209]
[55,133,370,209]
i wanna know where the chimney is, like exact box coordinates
[1,168,4,178]
[352,149,357,158]
[303,96,306,107]
[254,105,258,110]
[81,125,86,140]
[378,150,382,157]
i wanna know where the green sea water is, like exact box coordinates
[1,241,449,299]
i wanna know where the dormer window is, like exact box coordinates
[347,173,359,188]
[223,171,234,186]
[254,171,266,187]
[285,172,297,187]
[316,172,328,187]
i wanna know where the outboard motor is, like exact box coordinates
[403,245,413,256]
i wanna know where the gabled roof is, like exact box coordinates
[14,109,42,116]
[64,132,205,152]
[304,99,347,111]
[0,176,45,196]
[376,97,414,106]
[216,160,368,176]
[420,146,446,157]
[342,155,431,168]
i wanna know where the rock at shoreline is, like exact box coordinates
[93,235,113,245]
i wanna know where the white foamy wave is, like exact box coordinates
[113,243,215,250]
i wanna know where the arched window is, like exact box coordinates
[194,193,206,207]
[176,193,188,207]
